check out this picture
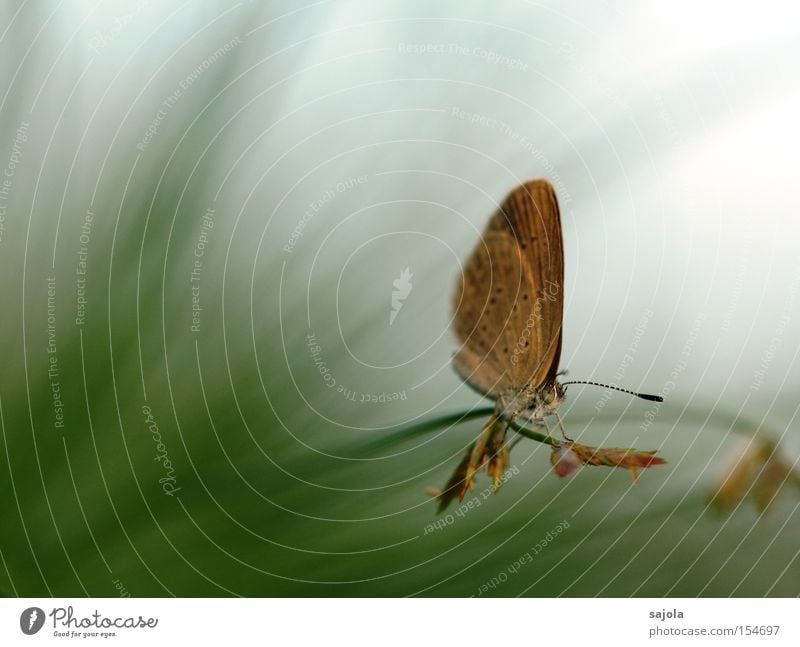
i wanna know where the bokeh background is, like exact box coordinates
[1,0,799,597]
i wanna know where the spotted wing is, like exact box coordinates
[452,179,564,395]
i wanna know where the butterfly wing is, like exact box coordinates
[490,179,564,387]
[453,179,564,395]
[452,232,528,396]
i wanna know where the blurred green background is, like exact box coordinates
[1,0,799,597]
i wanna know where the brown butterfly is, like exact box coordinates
[438,179,661,509]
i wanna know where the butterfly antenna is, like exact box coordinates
[562,380,663,403]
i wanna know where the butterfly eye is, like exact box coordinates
[543,385,556,405]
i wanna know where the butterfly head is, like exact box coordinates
[542,381,566,408]
[534,380,566,418]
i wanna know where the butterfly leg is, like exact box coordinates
[555,412,574,443]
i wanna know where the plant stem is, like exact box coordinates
[507,417,556,445]
[387,407,556,447]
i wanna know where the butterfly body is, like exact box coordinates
[498,381,565,425]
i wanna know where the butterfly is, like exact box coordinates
[453,179,566,427]
[438,179,661,509]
